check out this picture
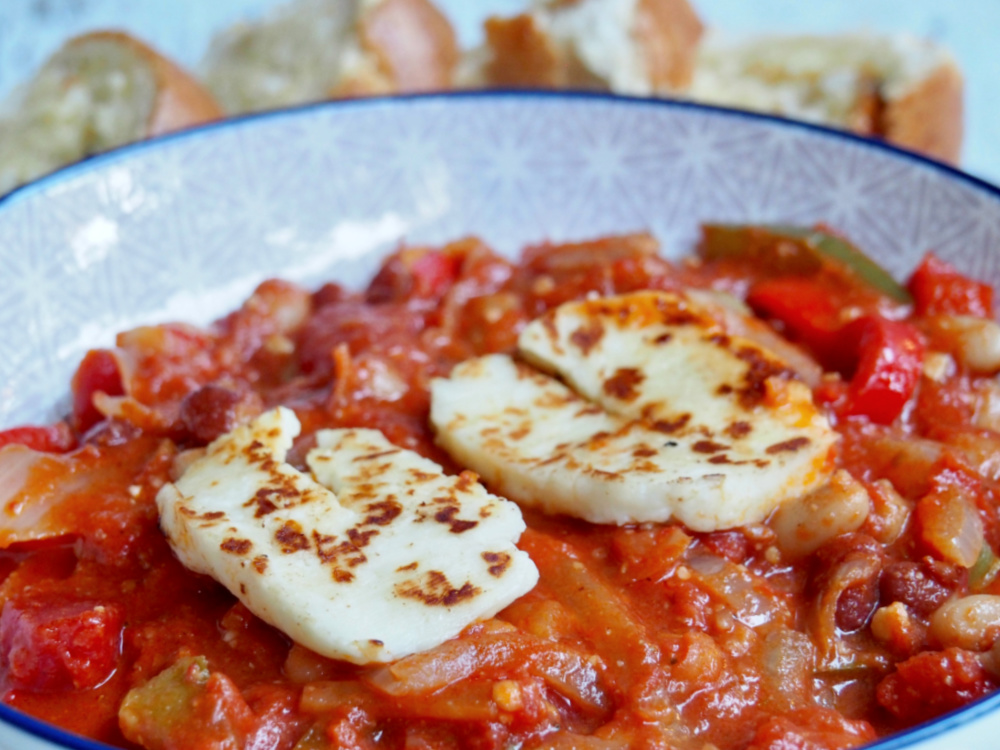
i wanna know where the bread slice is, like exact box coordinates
[689,32,963,164]
[202,0,458,114]
[476,0,704,94]
[0,31,221,196]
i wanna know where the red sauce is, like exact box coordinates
[0,232,998,750]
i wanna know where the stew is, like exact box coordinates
[1,228,998,750]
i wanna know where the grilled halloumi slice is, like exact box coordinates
[431,291,837,530]
[156,407,537,664]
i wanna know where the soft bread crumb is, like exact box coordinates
[689,31,963,163]
[0,31,220,196]
[202,0,457,114]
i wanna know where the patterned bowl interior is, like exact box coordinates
[1,92,999,750]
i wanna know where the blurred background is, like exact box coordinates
[2,0,998,183]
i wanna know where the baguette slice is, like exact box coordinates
[476,0,704,94]
[689,32,964,164]
[0,31,222,196]
[202,0,458,114]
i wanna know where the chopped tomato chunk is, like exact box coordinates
[877,648,998,723]
[71,349,124,433]
[909,252,994,318]
[0,599,123,691]
[0,423,75,453]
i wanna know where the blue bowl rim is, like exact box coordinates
[3,88,1000,210]
[0,89,998,750]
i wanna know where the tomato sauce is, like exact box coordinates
[1,231,998,750]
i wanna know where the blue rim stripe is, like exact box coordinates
[2,89,1000,208]
[0,701,115,750]
[0,90,998,750]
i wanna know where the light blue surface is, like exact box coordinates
[3,94,1000,750]
[0,0,997,182]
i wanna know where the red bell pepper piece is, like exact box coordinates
[842,315,924,425]
[70,349,124,434]
[0,423,75,453]
[908,252,994,318]
[746,277,848,369]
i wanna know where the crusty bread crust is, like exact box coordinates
[634,0,704,90]
[884,59,963,165]
[483,0,703,92]
[483,14,562,89]
[358,0,459,93]
[63,31,222,137]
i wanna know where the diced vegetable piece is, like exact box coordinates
[408,249,463,298]
[0,423,75,453]
[916,486,984,568]
[0,598,123,691]
[71,349,124,433]
[970,545,1000,591]
[365,624,608,715]
[523,234,659,273]
[702,224,912,303]
[870,603,922,657]
[746,277,847,367]
[908,252,994,318]
[0,439,157,550]
[842,316,924,425]
[612,525,691,582]
[518,529,665,707]
[700,224,824,274]
[119,656,256,750]
[746,707,876,750]
[880,560,960,618]
[756,629,817,714]
[877,648,998,723]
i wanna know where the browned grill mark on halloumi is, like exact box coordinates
[570,319,605,354]
[434,505,479,534]
[766,436,811,454]
[725,421,752,438]
[652,414,691,433]
[692,439,730,454]
[482,551,512,577]
[395,570,481,606]
[603,367,645,401]
[221,537,252,555]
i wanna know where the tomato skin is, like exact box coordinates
[841,316,924,425]
[0,599,123,692]
[908,252,994,318]
[71,349,124,434]
[0,423,75,453]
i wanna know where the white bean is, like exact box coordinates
[770,470,870,558]
[929,594,1000,651]
[935,315,1000,375]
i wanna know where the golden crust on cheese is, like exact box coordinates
[156,407,537,664]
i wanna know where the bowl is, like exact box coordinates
[0,92,998,750]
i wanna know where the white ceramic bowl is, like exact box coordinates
[1,92,999,750]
